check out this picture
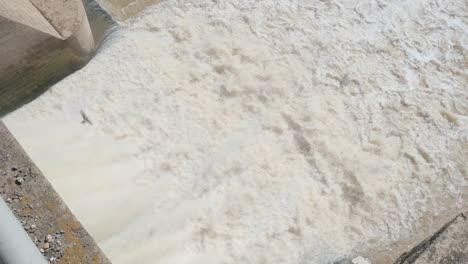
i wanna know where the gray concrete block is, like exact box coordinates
[395,213,468,264]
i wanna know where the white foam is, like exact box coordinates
[4,0,468,263]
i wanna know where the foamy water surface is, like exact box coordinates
[4,0,468,263]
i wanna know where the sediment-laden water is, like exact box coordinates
[4,0,468,263]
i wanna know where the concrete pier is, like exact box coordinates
[0,122,110,263]
[0,0,94,55]
[0,0,102,117]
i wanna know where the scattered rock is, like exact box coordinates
[0,123,122,263]
[46,234,53,243]
[15,177,24,185]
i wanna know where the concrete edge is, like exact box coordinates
[0,121,110,264]
[395,212,468,264]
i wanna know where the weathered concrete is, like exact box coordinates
[395,213,468,264]
[0,0,94,77]
[0,16,75,116]
[0,0,94,54]
[0,122,111,264]
[0,0,62,39]
[0,0,115,118]
[96,0,162,21]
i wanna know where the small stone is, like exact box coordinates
[39,248,45,253]
[30,224,36,229]
[6,198,11,203]
[46,234,53,242]
[49,257,56,262]
[15,178,24,185]
[42,243,50,249]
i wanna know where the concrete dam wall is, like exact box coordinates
[0,0,101,117]
[0,0,94,56]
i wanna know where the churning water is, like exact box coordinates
[4,0,468,263]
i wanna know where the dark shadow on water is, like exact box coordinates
[0,0,118,118]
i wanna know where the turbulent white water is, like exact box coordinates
[4,0,468,263]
